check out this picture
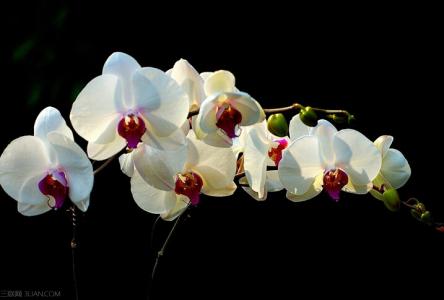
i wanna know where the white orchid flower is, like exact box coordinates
[370,135,411,200]
[0,107,93,216]
[279,119,382,202]
[70,52,189,161]
[193,70,265,148]
[167,59,205,111]
[238,115,311,200]
[238,123,287,201]
[130,131,237,220]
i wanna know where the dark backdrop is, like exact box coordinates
[1,2,442,299]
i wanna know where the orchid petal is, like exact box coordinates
[333,129,382,186]
[133,144,187,191]
[70,74,123,143]
[278,136,324,195]
[34,106,73,141]
[20,174,50,205]
[17,202,52,216]
[186,131,236,196]
[47,132,94,204]
[204,70,235,96]
[87,137,126,161]
[161,195,190,221]
[102,52,141,107]
[343,181,373,194]
[374,135,394,157]
[134,67,189,137]
[310,119,337,169]
[240,176,267,201]
[228,93,265,126]
[195,94,220,134]
[73,197,89,212]
[200,72,213,81]
[286,173,323,202]
[119,152,135,177]
[131,169,177,214]
[243,123,269,198]
[0,136,51,204]
[169,59,205,110]
[381,148,411,189]
[265,170,284,192]
[289,114,311,141]
[142,125,186,151]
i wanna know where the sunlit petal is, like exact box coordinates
[333,129,382,186]
[278,136,323,195]
[131,169,177,214]
[0,136,51,203]
[34,106,73,141]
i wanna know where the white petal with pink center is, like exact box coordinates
[70,52,189,161]
[130,131,236,220]
[279,120,381,202]
[239,122,290,200]
[193,70,265,148]
[0,107,94,216]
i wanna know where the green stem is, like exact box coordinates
[93,155,116,175]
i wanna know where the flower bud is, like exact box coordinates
[347,114,356,126]
[382,188,400,212]
[299,106,318,127]
[267,113,288,137]
[420,211,433,225]
[327,114,347,124]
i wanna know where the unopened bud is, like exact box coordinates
[267,113,289,137]
[299,106,318,127]
[382,188,400,212]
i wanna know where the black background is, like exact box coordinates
[1,2,442,299]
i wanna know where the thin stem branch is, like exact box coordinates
[93,155,116,175]
[149,216,161,251]
[187,102,351,119]
[311,108,350,116]
[401,201,417,210]
[263,103,302,114]
[151,209,187,280]
[69,205,79,300]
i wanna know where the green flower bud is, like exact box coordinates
[327,114,347,124]
[382,188,401,212]
[267,113,289,137]
[347,114,356,126]
[415,203,427,214]
[299,106,318,127]
[420,211,433,225]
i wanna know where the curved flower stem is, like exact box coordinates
[69,205,79,300]
[151,210,185,280]
[148,206,190,300]
[93,155,116,175]
[149,215,161,251]
[263,103,302,114]
[187,102,352,119]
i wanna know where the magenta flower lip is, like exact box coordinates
[268,138,288,167]
[323,169,348,202]
[38,170,69,209]
[174,172,203,205]
[118,114,146,149]
[215,104,242,139]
